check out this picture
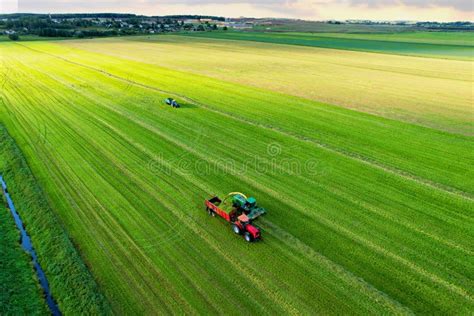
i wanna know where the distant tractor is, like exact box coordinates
[205,192,266,242]
[165,98,180,108]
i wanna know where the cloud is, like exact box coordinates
[150,0,473,12]
[346,0,473,12]
[151,0,312,16]
[156,0,293,3]
[17,0,315,18]
[10,0,473,21]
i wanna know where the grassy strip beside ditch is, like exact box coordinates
[0,125,111,315]
[0,192,47,315]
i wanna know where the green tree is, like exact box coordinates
[8,33,19,41]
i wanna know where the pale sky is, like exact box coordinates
[1,0,473,21]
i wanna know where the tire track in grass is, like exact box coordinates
[14,42,473,201]
[327,186,474,257]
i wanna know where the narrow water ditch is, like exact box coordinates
[1,175,61,316]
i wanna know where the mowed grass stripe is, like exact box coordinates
[2,90,183,313]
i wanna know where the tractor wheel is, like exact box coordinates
[207,208,215,217]
[244,232,253,242]
[232,224,241,235]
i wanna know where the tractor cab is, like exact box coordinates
[237,214,250,226]
[246,197,257,209]
[234,213,260,242]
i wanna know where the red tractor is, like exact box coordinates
[205,192,266,242]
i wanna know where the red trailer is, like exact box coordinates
[205,196,262,242]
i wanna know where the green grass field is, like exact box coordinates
[294,31,474,46]
[63,35,473,135]
[251,21,420,33]
[181,31,474,60]
[0,35,473,314]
